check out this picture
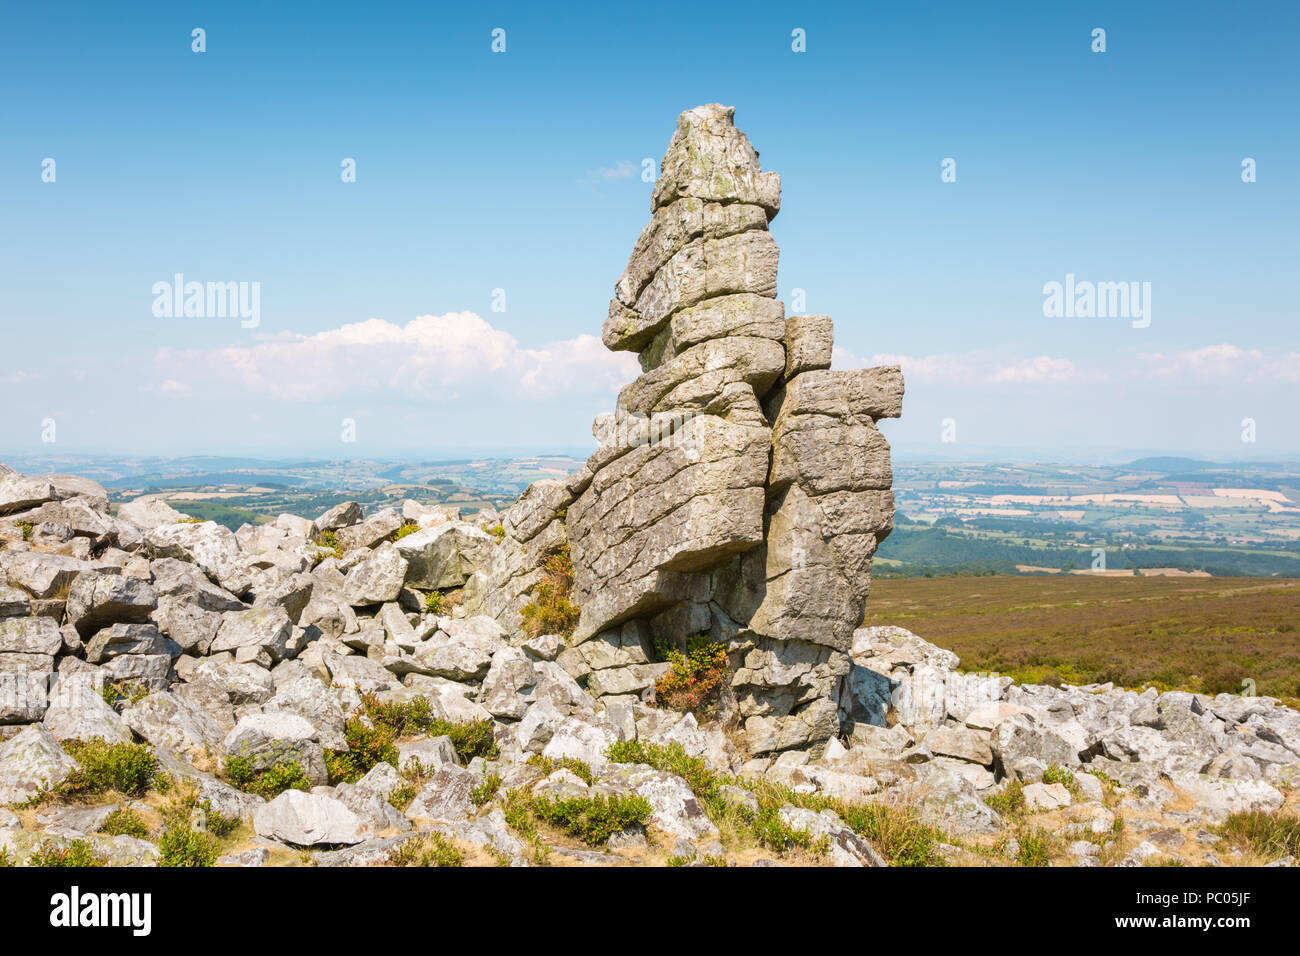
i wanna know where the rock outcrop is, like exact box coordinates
[469,104,903,757]
[0,459,1297,869]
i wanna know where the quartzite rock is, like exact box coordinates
[473,105,903,756]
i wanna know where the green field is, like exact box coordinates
[874,518,1300,578]
[861,574,1300,702]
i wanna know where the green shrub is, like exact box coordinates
[315,529,342,558]
[529,792,652,846]
[985,780,1026,817]
[18,521,33,541]
[159,783,239,840]
[653,634,728,715]
[747,800,828,856]
[0,848,11,867]
[384,833,463,867]
[1041,765,1075,787]
[325,694,498,783]
[391,522,419,541]
[519,545,580,639]
[326,693,416,784]
[424,590,446,614]
[325,717,399,785]
[158,824,219,867]
[58,738,157,798]
[606,740,722,801]
[197,802,239,838]
[224,756,312,798]
[387,782,417,810]
[526,753,593,785]
[98,807,149,839]
[29,839,107,867]
[416,833,463,867]
[100,680,150,708]
[501,789,553,864]
[1015,827,1056,867]
[432,718,499,763]
[471,772,503,807]
[503,789,536,835]
[364,693,435,737]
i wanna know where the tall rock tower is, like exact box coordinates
[470,105,903,757]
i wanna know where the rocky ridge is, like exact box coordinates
[0,464,1296,867]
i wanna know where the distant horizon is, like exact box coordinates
[5,448,1300,477]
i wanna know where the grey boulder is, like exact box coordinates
[253,789,365,846]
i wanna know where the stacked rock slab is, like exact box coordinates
[472,104,903,756]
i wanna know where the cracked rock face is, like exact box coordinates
[474,104,903,756]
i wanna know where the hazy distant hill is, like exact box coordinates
[1124,456,1218,471]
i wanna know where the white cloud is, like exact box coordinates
[152,312,639,404]
[833,347,1094,385]
[578,160,635,184]
[986,355,1084,384]
[835,343,1300,388]
[1139,344,1300,383]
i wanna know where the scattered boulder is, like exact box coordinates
[262,677,348,750]
[222,713,328,785]
[599,763,718,841]
[776,805,886,867]
[42,681,132,744]
[66,572,157,637]
[342,543,408,606]
[992,712,1080,782]
[122,690,227,754]
[0,724,78,805]
[117,498,186,530]
[0,616,64,656]
[395,522,495,590]
[407,765,480,822]
[210,606,293,661]
[1021,781,1072,811]
[85,622,168,663]
[315,502,362,533]
[253,790,364,846]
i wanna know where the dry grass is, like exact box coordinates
[1216,808,1300,863]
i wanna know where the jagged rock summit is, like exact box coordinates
[466,104,905,757]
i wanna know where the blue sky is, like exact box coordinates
[1,0,1297,463]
